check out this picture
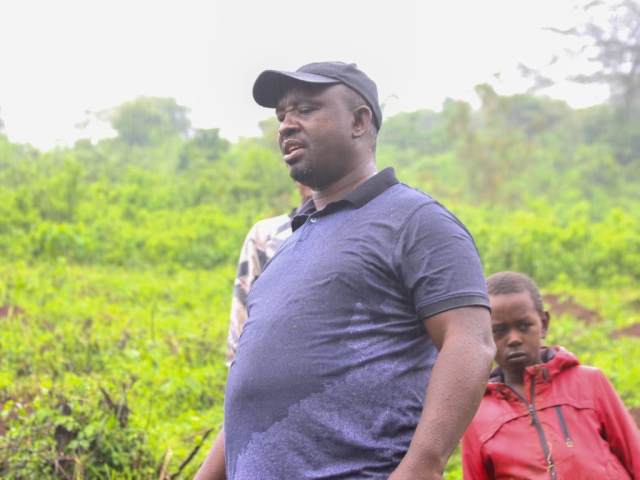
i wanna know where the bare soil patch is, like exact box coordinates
[0,402,6,436]
[0,304,25,319]
[610,323,640,339]
[543,294,602,325]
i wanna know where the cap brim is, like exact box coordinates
[253,70,339,108]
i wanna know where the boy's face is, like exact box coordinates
[490,291,550,374]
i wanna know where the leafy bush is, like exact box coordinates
[1,88,639,478]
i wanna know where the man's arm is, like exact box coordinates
[389,306,495,480]
[194,428,226,480]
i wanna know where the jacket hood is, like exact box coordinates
[487,346,580,393]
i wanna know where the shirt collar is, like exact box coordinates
[292,167,399,231]
[343,167,399,208]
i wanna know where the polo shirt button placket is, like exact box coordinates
[310,217,317,223]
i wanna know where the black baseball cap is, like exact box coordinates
[252,61,382,131]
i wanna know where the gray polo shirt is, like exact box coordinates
[225,167,489,479]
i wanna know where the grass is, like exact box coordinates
[1,261,231,478]
[1,261,638,478]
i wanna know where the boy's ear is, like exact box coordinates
[541,311,551,339]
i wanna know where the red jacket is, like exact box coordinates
[462,347,640,479]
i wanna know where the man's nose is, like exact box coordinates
[278,115,299,138]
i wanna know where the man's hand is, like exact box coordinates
[389,306,495,479]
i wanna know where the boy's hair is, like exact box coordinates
[486,271,544,316]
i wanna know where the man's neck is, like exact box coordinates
[312,161,377,211]
[297,196,312,212]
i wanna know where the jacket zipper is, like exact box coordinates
[555,405,574,447]
[506,378,557,480]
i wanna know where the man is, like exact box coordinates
[196,61,495,480]
[226,181,312,366]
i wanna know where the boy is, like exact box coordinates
[462,271,640,479]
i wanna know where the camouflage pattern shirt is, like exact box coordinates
[226,211,295,366]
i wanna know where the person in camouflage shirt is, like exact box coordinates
[225,182,312,366]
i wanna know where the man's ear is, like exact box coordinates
[541,311,551,339]
[352,105,373,139]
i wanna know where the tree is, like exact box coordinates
[378,109,448,158]
[549,0,640,110]
[106,96,191,147]
[521,0,640,165]
[177,128,231,171]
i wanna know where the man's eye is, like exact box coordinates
[299,108,314,115]
[276,115,284,123]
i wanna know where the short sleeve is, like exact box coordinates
[393,201,490,320]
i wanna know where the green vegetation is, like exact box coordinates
[0,262,230,478]
[1,82,639,478]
